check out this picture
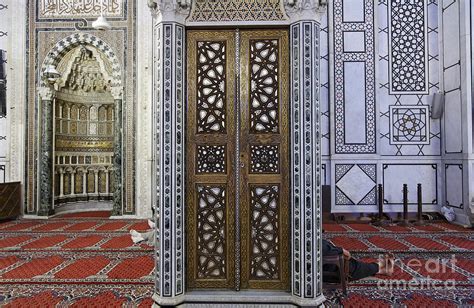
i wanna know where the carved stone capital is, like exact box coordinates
[110,86,124,100]
[285,0,327,22]
[148,0,190,23]
[37,86,55,101]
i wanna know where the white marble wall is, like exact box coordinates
[442,0,464,154]
[0,0,27,185]
[0,0,8,182]
[321,0,473,225]
[439,0,473,226]
[325,0,447,216]
[134,2,153,218]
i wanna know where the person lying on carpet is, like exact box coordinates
[129,219,156,246]
[323,239,395,282]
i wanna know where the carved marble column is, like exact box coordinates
[150,1,187,305]
[105,169,110,194]
[93,169,99,195]
[286,1,326,306]
[38,86,55,216]
[111,86,123,215]
[82,172,87,195]
[59,168,65,197]
[70,170,76,196]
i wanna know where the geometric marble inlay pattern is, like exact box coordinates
[250,185,280,280]
[189,0,285,22]
[196,145,226,173]
[249,39,279,133]
[388,0,428,94]
[196,186,226,279]
[378,0,440,156]
[390,106,429,145]
[335,164,376,205]
[332,0,376,154]
[197,41,226,133]
[250,144,279,173]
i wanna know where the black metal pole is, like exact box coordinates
[378,184,383,220]
[416,183,425,225]
[401,184,409,225]
[373,184,384,226]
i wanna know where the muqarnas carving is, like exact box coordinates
[65,46,111,94]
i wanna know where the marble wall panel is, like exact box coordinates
[382,163,438,205]
[441,0,463,154]
[378,0,441,156]
[445,164,464,209]
[321,10,330,156]
[334,163,376,206]
[331,0,376,154]
[0,1,7,160]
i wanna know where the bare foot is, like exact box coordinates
[385,253,395,275]
[377,254,395,276]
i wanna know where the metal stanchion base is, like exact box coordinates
[399,219,411,226]
[414,220,426,226]
[372,219,388,226]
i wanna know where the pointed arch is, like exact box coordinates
[40,33,122,88]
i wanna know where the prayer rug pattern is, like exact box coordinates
[324,222,473,306]
[0,215,153,307]
[0,219,471,306]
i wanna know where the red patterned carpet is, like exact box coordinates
[0,211,154,307]
[323,222,474,307]
[0,214,472,307]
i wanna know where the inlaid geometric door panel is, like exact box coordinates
[186,30,289,291]
[239,30,289,290]
[186,31,236,289]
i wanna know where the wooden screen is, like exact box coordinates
[186,29,289,291]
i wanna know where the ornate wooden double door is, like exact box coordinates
[186,30,289,291]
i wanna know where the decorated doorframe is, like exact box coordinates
[185,29,291,291]
[150,0,326,306]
